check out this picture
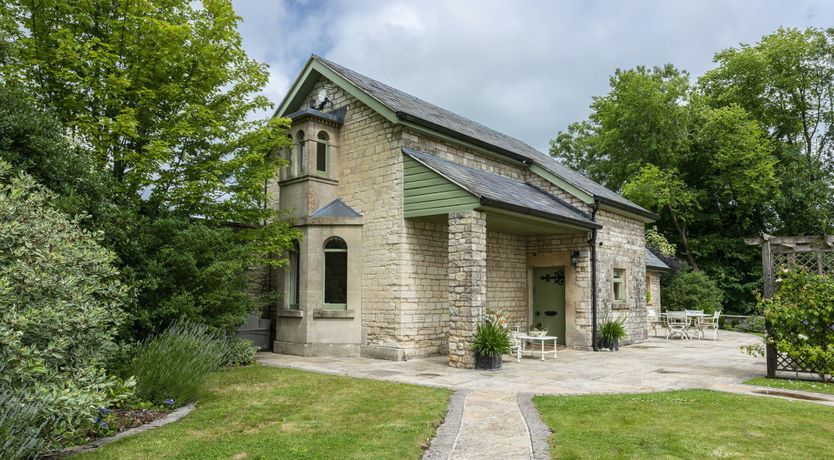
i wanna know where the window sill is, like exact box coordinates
[611,301,630,310]
[276,309,304,318]
[313,309,355,319]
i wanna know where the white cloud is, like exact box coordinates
[233,0,832,151]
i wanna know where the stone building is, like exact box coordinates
[269,55,666,368]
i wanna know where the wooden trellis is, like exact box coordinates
[744,234,834,378]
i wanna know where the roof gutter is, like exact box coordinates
[596,196,659,221]
[478,197,601,230]
[396,111,533,166]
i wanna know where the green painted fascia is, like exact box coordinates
[275,59,398,123]
[477,206,593,233]
[529,164,594,205]
[400,121,525,168]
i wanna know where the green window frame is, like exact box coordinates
[288,240,300,309]
[297,130,306,175]
[316,131,329,177]
[323,237,347,309]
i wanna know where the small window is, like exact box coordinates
[646,273,653,305]
[288,241,300,309]
[613,268,626,301]
[316,131,329,175]
[323,237,347,308]
[296,130,306,175]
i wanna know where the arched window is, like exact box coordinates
[296,130,306,175]
[316,131,329,175]
[323,237,347,308]
[288,240,300,309]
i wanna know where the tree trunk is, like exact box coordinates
[665,204,699,271]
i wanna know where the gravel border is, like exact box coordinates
[517,393,551,460]
[60,403,196,458]
[422,389,470,460]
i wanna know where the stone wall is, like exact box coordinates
[447,210,487,368]
[486,232,528,328]
[595,209,648,345]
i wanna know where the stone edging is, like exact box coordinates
[60,403,196,458]
[517,393,551,460]
[421,389,470,460]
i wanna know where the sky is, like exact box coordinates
[232,0,832,152]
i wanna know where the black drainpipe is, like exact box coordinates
[588,199,600,351]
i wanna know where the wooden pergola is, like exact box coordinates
[744,234,834,378]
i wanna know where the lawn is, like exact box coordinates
[745,377,834,396]
[78,365,450,460]
[533,389,834,459]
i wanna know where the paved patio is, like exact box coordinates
[257,331,767,395]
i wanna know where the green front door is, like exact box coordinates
[532,266,566,345]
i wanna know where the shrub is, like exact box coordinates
[761,270,834,382]
[129,322,232,405]
[663,270,723,314]
[0,164,129,449]
[471,320,512,357]
[730,315,765,334]
[599,317,628,344]
[224,338,259,367]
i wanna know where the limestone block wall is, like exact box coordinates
[486,231,527,328]
[595,209,648,344]
[447,210,487,369]
[400,219,449,357]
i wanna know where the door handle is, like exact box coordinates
[545,311,558,316]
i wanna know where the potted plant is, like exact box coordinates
[471,319,512,370]
[599,316,628,351]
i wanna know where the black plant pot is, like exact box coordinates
[601,337,619,351]
[475,352,503,370]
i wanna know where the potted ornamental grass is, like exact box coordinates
[599,316,628,351]
[471,316,512,370]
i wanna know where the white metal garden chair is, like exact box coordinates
[509,326,524,357]
[647,310,665,337]
[665,311,691,340]
[696,311,721,341]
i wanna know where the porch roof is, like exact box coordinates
[403,147,600,233]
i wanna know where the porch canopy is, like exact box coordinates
[402,147,600,235]
[402,147,600,368]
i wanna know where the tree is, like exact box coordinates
[622,164,700,270]
[0,0,292,225]
[551,64,691,190]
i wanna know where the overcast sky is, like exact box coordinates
[232,0,831,152]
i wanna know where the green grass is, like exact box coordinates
[78,365,450,460]
[745,377,834,396]
[533,389,834,459]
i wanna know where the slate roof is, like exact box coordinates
[310,199,362,218]
[313,55,653,218]
[403,147,600,229]
[645,249,671,271]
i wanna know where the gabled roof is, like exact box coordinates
[310,199,362,218]
[287,55,655,220]
[403,147,600,229]
[645,249,671,271]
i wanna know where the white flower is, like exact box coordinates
[798,333,809,340]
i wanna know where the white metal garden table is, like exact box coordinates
[515,335,558,362]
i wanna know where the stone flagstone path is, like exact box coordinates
[258,332,834,459]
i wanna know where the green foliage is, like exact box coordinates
[129,321,233,406]
[471,319,512,357]
[599,317,628,344]
[0,390,49,460]
[663,271,723,314]
[645,226,676,257]
[0,163,131,449]
[224,338,259,367]
[1,0,292,223]
[762,270,834,382]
